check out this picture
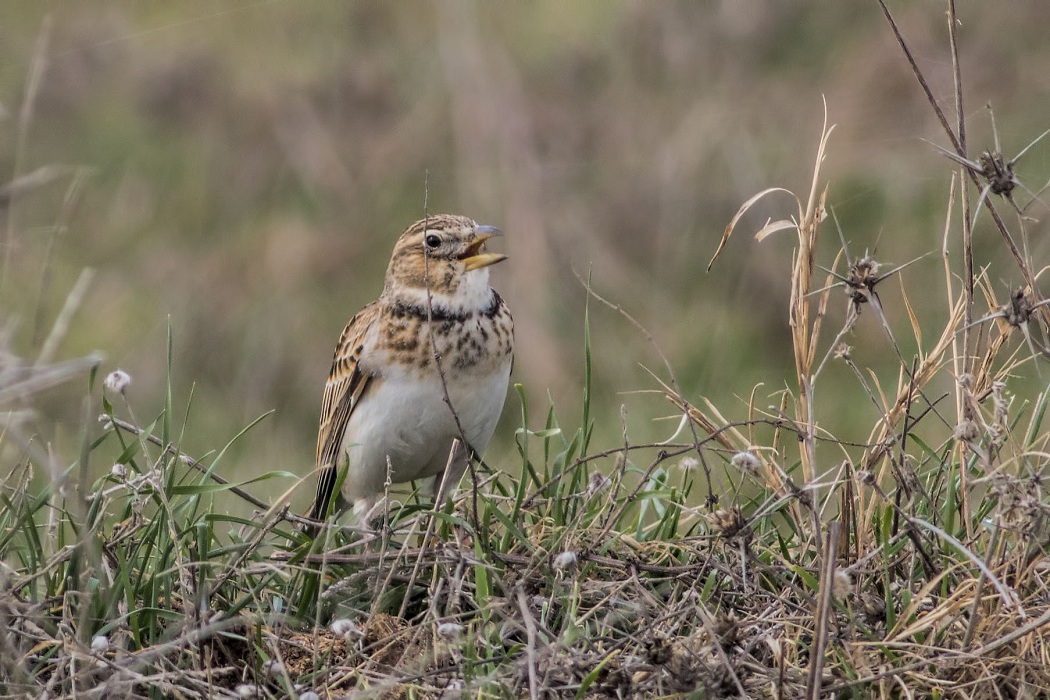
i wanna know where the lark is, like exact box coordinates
[309,214,514,527]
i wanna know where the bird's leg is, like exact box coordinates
[426,439,475,550]
[431,438,468,509]
[352,497,387,550]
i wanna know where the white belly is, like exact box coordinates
[338,363,510,501]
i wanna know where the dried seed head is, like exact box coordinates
[856,470,874,485]
[979,151,1016,196]
[553,550,578,570]
[991,381,1009,426]
[677,456,699,473]
[235,685,257,699]
[586,471,612,497]
[832,570,853,601]
[104,369,131,394]
[263,659,285,677]
[90,635,109,652]
[329,618,359,638]
[987,422,1005,449]
[645,634,673,665]
[833,343,852,361]
[730,450,761,477]
[1003,288,1031,327]
[712,612,739,649]
[110,463,128,479]
[437,622,464,639]
[845,256,880,305]
[957,373,974,390]
[954,420,981,442]
[299,693,320,700]
[705,507,749,539]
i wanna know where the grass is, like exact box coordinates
[4,4,1050,699]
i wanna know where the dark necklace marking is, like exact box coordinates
[387,291,503,323]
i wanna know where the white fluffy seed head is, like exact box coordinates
[586,471,612,496]
[553,550,578,570]
[437,622,464,639]
[264,659,285,677]
[104,369,131,394]
[298,693,320,700]
[110,463,128,479]
[235,684,257,699]
[678,457,699,473]
[730,451,761,476]
[954,420,980,442]
[90,634,109,652]
[330,618,358,638]
[832,570,853,601]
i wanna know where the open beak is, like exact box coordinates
[460,225,507,271]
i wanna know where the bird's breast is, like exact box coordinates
[372,299,513,379]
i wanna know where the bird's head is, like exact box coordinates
[384,214,506,299]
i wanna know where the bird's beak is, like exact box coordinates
[460,225,507,271]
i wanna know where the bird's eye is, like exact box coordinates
[425,234,441,249]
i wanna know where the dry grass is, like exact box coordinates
[4,4,1050,699]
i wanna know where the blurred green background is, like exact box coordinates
[3,2,1049,510]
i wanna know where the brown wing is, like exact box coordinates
[310,302,379,522]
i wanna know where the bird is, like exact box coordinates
[309,214,514,528]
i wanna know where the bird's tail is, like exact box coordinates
[303,465,338,538]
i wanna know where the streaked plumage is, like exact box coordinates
[310,214,514,526]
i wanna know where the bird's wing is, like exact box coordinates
[310,302,380,522]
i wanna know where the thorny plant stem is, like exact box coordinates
[947,0,974,338]
[877,0,1047,329]
[946,0,980,547]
